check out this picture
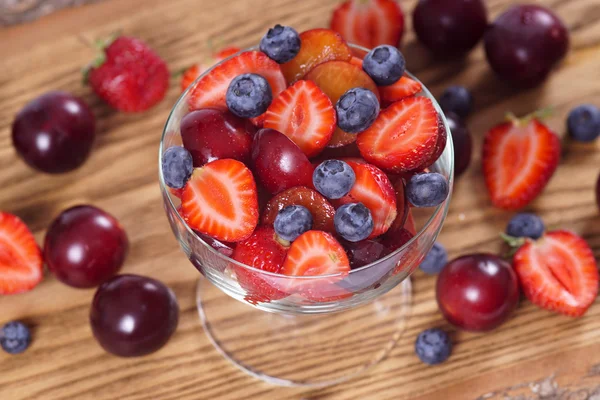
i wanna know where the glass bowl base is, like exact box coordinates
[196,276,412,388]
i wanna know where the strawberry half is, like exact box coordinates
[513,230,598,317]
[483,117,561,210]
[281,230,350,298]
[357,96,439,173]
[181,159,258,242]
[0,212,43,295]
[232,226,288,304]
[188,51,286,114]
[330,0,405,49]
[180,46,241,92]
[378,76,422,106]
[263,80,336,157]
[334,160,397,238]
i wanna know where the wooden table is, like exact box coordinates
[1,0,600,398]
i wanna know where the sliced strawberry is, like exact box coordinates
[378,76,422,106]
[281,230,350,297]
[513,230,598,317]
[180,46,241,92]
[0,212,43,295]
[280,29,352,84]
[305,60,380,147]
[483,117,561,210]
[335,160,397,238]
[357,96,439,172]
[263,80,336,157]
[419,115,448,169]
[232,226,288,304]
[262,186,336,233]
[181,159,258,242]
[214,47,241,59]
[169,187,184,199]
[330,0,405,49]
[188,51,286,116]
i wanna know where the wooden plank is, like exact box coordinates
[0,0,599,399]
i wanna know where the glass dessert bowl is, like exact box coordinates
[159,41,454,387]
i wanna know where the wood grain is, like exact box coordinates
[1,0,600,399]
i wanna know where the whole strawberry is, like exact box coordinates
[86,36,169,112]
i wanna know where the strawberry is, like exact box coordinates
[188,51,286,116]
[281,230,350,297]
[357,96,439,173]
[420,115,448,169]
[180,46,241,92]
[262,186,336,233]
[330,0,405,49]
[513,230,598,317]
[181,159,259,242]
[280,29,352,84]
[0,212,43,295]
[378,76,422,106]
[263,80,336,157]
[86,36,169,112]
[334,160,397,238]
[482,115,561,210]
[232,226,288,304]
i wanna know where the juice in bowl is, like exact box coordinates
[159,26,453,387]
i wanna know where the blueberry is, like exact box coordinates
[506,213,545,239]
[1,321,31,354]
[415,328,451,365]
[567,104,600,142]
[313,160,356,199]
[336,88,380,134]
[274,205,313,242]
[334,203,374,242]
[419,242,448,275]
[162,146,193,189]
[406,173,449,208]
[260,24,301,64]
[226,73,272,118]
[439,86,473,119]
[362,45,406,86]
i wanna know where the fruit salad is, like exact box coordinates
[160,25,451,307]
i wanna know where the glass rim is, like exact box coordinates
[159,43,455,280]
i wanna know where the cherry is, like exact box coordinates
[12,91,95,173]
[413,0,488,57]
[251,128,314,194]
[90,274,179,357]
[484,5,569,88]
[44,205,128,288]
[446,112,472,177]
[436,254,519,331]
[180,109,255,167]
[344,239,389,269]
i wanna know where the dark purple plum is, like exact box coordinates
[90,274,179,357]
[484,5,569,88]
[413,0,488,56]
[12,91,95,173]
